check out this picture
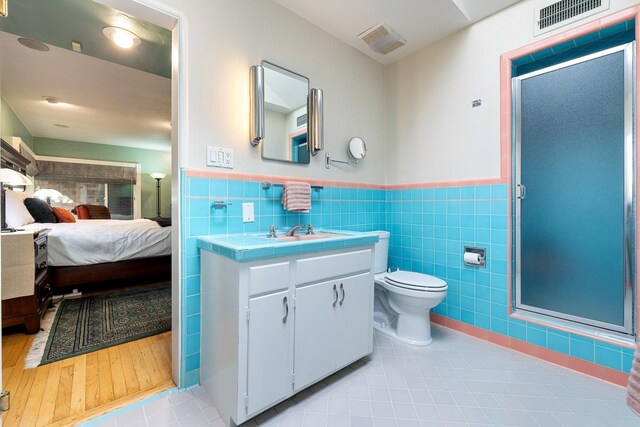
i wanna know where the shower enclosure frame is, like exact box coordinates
[513,42,636,336]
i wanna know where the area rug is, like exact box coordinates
[34,284,171,366]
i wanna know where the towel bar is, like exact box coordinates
[262,182,323,191]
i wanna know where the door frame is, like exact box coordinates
[83,0,187,386]
[512,42,636,335]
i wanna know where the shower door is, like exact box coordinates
[513,42,635,335]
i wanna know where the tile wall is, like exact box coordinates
[178,172,633,388]
[385,183,634,378]
[179,170,386,387]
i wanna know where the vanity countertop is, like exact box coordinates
[197,229,379,262]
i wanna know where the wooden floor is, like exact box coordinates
[1,331,174,427]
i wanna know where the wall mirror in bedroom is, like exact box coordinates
[0,0,178,424]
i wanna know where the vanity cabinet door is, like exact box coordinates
[334,273,372,368]
[293,280,336,391]
[247,289,293,415]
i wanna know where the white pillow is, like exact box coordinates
[5,190,35,228]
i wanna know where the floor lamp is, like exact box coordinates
[150,172,166,219]
[1,168,33,231]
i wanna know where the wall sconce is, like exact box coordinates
[250,65,264,147]
[308,88,324,156]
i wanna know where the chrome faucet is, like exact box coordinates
[267,225,278,238]
[306,224,315,235]
[285,224,304,236]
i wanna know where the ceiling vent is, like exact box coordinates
[358,23,406,55]
[17,37,49,52]
[534,0,609,36]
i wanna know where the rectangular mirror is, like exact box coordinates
[261,61,310,164]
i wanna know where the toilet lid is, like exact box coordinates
[384,270,447,291]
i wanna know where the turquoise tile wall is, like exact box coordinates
[385,184,632,374]
[179,174,632,388]
[179,170,386,387]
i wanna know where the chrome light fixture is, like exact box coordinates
[308,88,324,156]
[250,65,264,147]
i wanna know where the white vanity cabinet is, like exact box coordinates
[200,246,374,427]
[293,250,373,391]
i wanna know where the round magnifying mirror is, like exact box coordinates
[348,137,367,160]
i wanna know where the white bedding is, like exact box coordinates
[22,219,171,267]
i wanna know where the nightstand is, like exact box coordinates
[1,229,52,334]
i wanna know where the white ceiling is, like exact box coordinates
[273,0,523,64]
[0,32,171,151]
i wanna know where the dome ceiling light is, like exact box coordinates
[102,26,141,49]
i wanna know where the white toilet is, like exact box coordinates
[373,231,447,345]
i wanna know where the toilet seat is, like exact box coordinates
[383,270,447,292]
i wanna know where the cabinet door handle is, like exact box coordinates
[339,283,345,305]
[282,296,289,323]
[332,284,338,307]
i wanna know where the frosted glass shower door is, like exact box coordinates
[514,42,634,334]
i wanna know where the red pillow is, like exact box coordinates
[52,207,76,223]
[75,205,90,219]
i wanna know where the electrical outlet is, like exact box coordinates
[207,146,234,169]
[242,203,254,222]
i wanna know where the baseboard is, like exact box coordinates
[431,313,630,387]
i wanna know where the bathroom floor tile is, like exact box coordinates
[83,326,637,427]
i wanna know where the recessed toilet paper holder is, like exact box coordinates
[464,246,486,268]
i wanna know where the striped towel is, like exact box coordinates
[627,348,640,417]
[281,181,311,212]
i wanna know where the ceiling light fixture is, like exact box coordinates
[42,96,62,104]
[18,37,49,52]
[102,26,141,49]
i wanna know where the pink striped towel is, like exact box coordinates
[627,348,640,417]
[281,181,311,212]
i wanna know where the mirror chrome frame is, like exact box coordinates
[250,65,264,147]
[308,88,324,156]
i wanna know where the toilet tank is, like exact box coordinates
[374,231,390,274]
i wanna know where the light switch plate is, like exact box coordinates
[242,203,254,223]
[207,146,234,169]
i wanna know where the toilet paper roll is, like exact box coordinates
[464,252,482,265]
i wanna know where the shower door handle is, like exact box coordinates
[517,184,526,200]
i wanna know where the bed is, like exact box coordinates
[21,218,171,293]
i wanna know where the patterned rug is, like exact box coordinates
[40,284,171,365]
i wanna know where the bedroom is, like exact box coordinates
[0,0,175,424]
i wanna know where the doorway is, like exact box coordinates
[0,0,181,424]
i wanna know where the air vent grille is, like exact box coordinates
[358,23,406,55]
[534,0,609,36]
[361,26,390,46]
[297,113,307,127]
